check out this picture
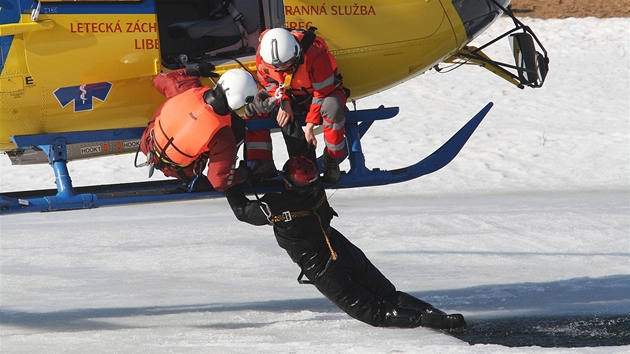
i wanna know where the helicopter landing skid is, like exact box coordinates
[0,103,492,214]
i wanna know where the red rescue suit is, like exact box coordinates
[140,70,244,191]
[246,29,347,160]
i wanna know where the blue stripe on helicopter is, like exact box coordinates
[17,0,155,15]
[0,0,22,76]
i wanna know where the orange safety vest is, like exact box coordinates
[153,87,232,167]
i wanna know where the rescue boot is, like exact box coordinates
[422,305,447,315]
[252,159,278,180]
[390,291,446,315]
[383,307,423,328]
[322,153,340,184]
[420,312,466,330]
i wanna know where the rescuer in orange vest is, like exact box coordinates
[244,27,348,184]
[139,69,258,191]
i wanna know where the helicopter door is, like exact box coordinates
[22,0,160,88]
[156,0,284,67]
[262,0,286,30]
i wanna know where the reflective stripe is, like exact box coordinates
[325,140,345,152]
[226,162,237,186]
[312,97,325,105]
[246,141,273,151]
[312,74,335,90]
[323,118,345,131]
[259,72,278,91]
[264,82,278,91]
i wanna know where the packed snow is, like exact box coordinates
[1,17,628,353]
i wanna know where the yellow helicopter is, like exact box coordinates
[0,0,548,213]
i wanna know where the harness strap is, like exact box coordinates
[150,129,190,168]
[270,193,327,222]
[297,270,312,284]
[153,120,198,167]
[148,128,200,184]
[270,193,338,261]
[271,209,310,223]
[227,2,249,46]
[298,27,318,56]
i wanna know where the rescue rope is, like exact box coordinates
[314,210,338,261]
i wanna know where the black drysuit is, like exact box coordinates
[224,181,466,329]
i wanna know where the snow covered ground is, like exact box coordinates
[1,17,629,353]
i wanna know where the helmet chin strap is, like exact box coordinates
[203,86,231,115]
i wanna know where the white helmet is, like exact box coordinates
[259,28,301,68]
[217,69,258,110]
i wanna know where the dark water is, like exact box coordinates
[448,315,630,347]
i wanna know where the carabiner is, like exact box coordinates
[187,174,201,192]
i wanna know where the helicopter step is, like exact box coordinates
[0,103,492,214]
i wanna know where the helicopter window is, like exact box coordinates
[156,0,268,68]
[452,0,509,41]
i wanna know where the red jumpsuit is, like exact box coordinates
[245,29,347,161]
[140,70,245,191]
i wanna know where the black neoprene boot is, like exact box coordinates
[390,291,446,314]
[387,291,465,329]
[420,312,467,329]
[383,307,423,328]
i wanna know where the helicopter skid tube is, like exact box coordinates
[0,104,492,214]
[331,102,493,188]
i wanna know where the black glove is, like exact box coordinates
[237,160,253,184]
[185,61,219,77]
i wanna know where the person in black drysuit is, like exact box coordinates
[224,153,466,329]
